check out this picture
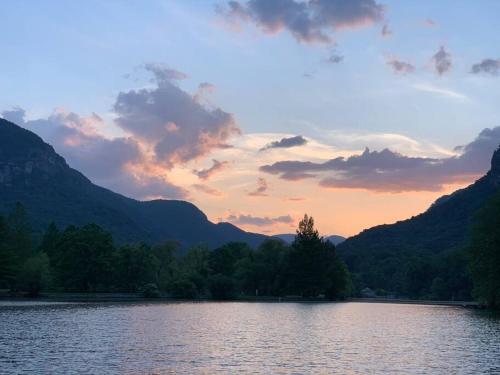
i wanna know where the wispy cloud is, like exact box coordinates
[471,58,500,76]
[387,58,415,74]
[192,184,223,196]
[193,159,230,180]
[412,83,468,100]
[225,213,294,227]
[381,23,392,37]
[423,18,437,27]
[260,135,308,151]
[325,52,344,64]
[248,177,269,196]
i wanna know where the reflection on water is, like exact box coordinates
[0,302,499,374]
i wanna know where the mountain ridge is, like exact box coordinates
[337,145,500,288]
[0,118,267,248]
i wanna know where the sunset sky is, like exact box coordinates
[1,0,500,237]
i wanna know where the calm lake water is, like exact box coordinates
[0,301,499,374]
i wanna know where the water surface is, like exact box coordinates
[1,301,499,374]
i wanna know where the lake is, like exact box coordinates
[0,301,499,374]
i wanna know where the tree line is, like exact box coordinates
[0,208,351,300]
[345,190,500,309]
[1,198,497,308]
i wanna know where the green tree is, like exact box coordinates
[403,256,433,299]
[209,242,252,277]
[468,191,500,309]
[17,252,52,297]
[289,214,330,297]
[115,243,157,292]
[179,245,211,296]
[152,241,180,291]
[7,203,32,262]
[208,242,252,298]
[288,214,351,299]
[250,239,290,296]
[0,215,17,285]
[0,204,33,290]
[430,277,447,300]
[51,224,115,291]
[208,273,236,300]
[325,247,352,300]
[38,222,60,258]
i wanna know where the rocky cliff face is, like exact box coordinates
[489,146,500,184]
[0,119,70,187]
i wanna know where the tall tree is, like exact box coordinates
[0,215,17,285]
[251,239,289,296]
[7,202,33,264]
[152,241,180,291]
[468,191,500,309]
[288,214,349,298]
[16,252,52,297]
[52,224,115,291]
[115,243,157,292]
[38,222,60,258]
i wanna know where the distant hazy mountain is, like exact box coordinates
[274,233,346,245]
[337,145,500,272]
[0,118,267,248]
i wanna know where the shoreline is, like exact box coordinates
[0,293,483,308]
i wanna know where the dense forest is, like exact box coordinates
[341,190,500,308]
[468,191,500,309]
[0,197,498,308]
[0,210,351,300]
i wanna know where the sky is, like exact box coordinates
[1,0,500,237]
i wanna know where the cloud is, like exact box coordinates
[248,177,269,196]
[412,83,467,100]
[114,63,240,168]
[387,58,415,74]
[260,127,500,192]
[226,213,294,227]
[325,52,344,64]
[2,107,188,199]
[319,130,454,158]
[260,135,308,151]
[423,18,436,27]
[218,0,385,44]
[471,58,500,76]
[286,197,306,201]
[192,184,223,196]
[2,65,241,202]
[144,63,188,81]
[194,82,217,102]
[108,173,188,200]
[1,107,26,126]
[1,107,190,199]
[2,108,135,178]
[194,159,230,180]
[381,23,392,37]
[432,46,452,76]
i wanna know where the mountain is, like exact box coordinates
[274,233,345,245]
[0,118,267,248]
[326,235,346,245]
[337,146,500,285]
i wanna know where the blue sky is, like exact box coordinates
[1,0,500,235]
